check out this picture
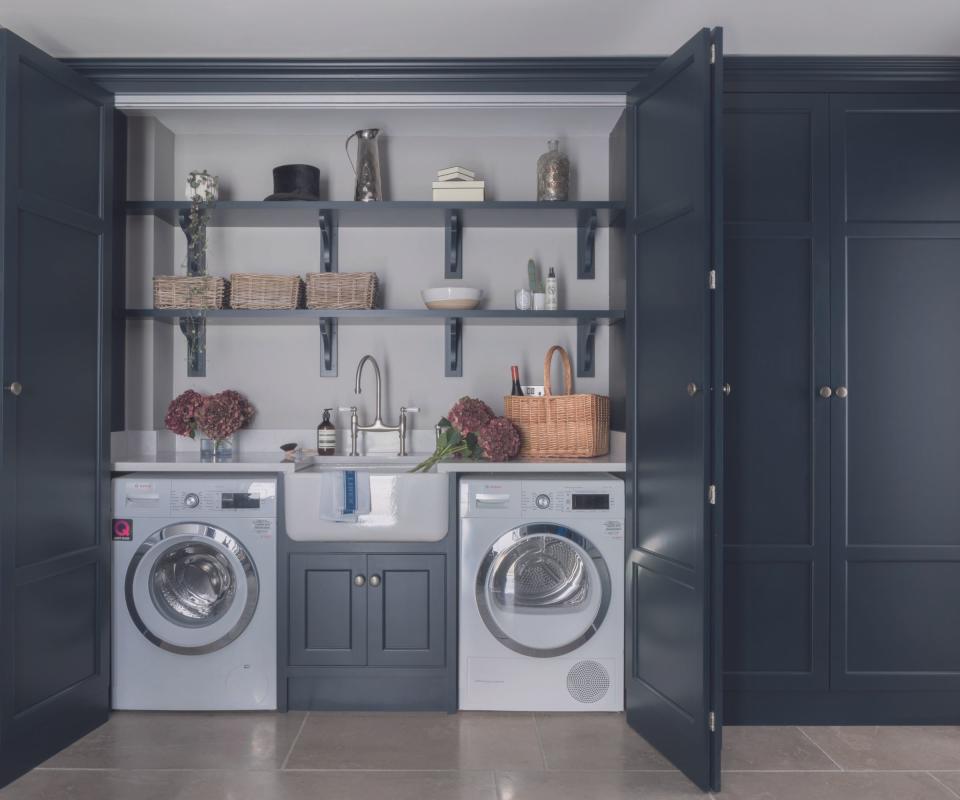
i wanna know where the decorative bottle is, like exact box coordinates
[537,139,570,201]
[316,409,336,456]
[545,267,559,310]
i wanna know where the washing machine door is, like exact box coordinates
[476,523,611,658]
[125,522,259,655]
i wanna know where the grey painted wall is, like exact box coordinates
[125,112,618,432]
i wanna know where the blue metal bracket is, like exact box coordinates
[445,317,462,376]
[445,210,462,279]
[179,317,206,377]
[319,318,338,376]
[577,209,598,279]
[319,210,337,273]
[178,207,207,276]
[577,318,598,378]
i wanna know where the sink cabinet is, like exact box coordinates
[289,553,446,669]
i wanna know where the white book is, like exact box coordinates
[433,187,485,201]
[437,166,476,179]
[432,180,485,189]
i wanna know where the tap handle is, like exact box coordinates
[338,406,357,415]
[401,407,420,415]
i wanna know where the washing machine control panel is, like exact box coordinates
[114,477,277,517]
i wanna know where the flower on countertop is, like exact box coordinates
[196,390,256,442]
[477,416,521,462]
[411,396,520,473]
[446,396,495,436]
[164,389,206,438]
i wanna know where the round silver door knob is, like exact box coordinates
[5,382,22,396]
[354,575,366,587]
[369,575,381,587]
[686,382,699,397]
[819,386,832,399]
[722,383,732,396]
[835,386,848,399]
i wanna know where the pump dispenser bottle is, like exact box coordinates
[317,408,336,456]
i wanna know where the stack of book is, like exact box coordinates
[432,166,485,201]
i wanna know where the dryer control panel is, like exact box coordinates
[520,481,621,516]
[460,474,623,519]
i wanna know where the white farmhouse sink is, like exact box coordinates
[284,466,449,542]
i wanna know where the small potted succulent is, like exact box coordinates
[411,396,521,473]
[165,389,255,462]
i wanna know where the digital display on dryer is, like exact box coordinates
[572,494,610,510]
[221,493,261,509]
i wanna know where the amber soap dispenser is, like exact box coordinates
[316,408,336,456]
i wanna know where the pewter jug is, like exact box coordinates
[346,128,383,202]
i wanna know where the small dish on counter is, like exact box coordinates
[421,287,483,310]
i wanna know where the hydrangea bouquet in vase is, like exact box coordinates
[165,389,255,462]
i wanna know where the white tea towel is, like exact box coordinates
[318,470,372,522]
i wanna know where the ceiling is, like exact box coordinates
[1,0,959,58]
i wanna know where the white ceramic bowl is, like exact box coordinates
[420,287,483,310]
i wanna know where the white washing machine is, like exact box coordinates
[112,474,277,710]
[459,474,624,712]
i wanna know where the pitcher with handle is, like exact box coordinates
[346,128,383,201]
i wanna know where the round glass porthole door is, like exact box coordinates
[476,523,611,658]
[125,523,259,655]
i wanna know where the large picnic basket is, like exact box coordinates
[504,345,609,458]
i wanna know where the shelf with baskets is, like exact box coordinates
[126,199,624,280]
[125,308,625,379]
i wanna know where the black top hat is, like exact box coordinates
[265,164,321,201]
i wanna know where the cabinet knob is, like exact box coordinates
[835,385,848,399]
[369,574,381,587]
[5,382,22,396]
[686,382,699,397]
[353,574,366,587]
[819,386,832,399]
[722,383,732,396]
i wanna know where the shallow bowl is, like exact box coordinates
[421,286,483,310]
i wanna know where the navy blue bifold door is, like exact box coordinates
[623,28,724,792]
[0,29,113,787]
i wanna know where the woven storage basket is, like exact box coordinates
[306,272,378,310]
[504,345,610,458]
[229,273,304,309]
[153,276,229,310]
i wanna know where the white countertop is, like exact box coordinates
[111,435,626,474]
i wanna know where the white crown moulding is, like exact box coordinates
[114,92,627,110]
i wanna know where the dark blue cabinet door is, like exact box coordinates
[624,27,723,792]
[0,30,113,787]
[830,94,960,694]
[722,93,831,696]
[367,554,445,668]
[289,554,367,666]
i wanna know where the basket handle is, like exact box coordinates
[543,345,574,397]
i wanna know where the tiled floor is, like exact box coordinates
[2,713,960,799]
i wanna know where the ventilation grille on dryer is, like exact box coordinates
[566,660,610,704]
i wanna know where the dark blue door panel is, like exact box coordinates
[829,96,960,695]
[722,93,831,696]
[0,29,113,787]
[625,27,723,792]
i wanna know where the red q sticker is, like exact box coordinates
[112,519,132,541]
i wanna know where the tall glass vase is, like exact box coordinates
[536,139,570,201]
[200,436,234,462]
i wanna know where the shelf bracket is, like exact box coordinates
[318,210,337,273]
[319,318,338,376]
[577,209,598,280]
[577,317,598,378]
[178,316,206,377]
[445,317,462,376]
[445,210,462,279]
[178,208,207,276]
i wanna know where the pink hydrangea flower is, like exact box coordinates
[477,416,521,462]
[447,396,495,436]
[196,390,255,441]
[164,389,206,438]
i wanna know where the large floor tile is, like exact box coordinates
[534,712,673,770]
[930,773,960,798]
[496,771,704,800]
[719,771,956,800]
[0,769,497,800]
[722,726,839,771]
[285,712,544,771]
[801,726,960,771]
[41,711,306,770]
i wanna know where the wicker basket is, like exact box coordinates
[305,272,378,310]
[153,276,229,310]
[229,273,304,309]
[504,345,610,458]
